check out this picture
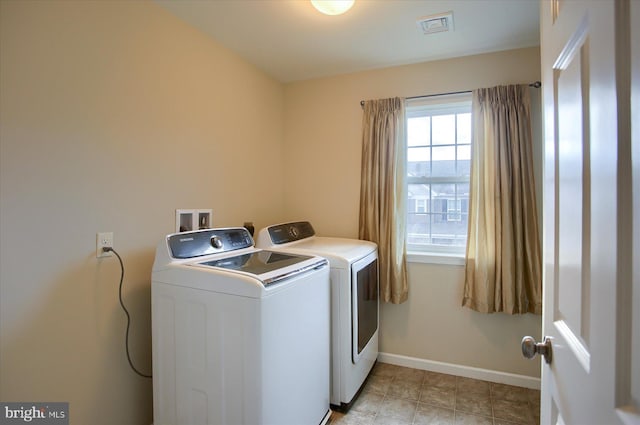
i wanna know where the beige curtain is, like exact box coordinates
[359,97,408,304]
[463,85,542,314]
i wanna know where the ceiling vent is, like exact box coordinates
[417,11,454,35]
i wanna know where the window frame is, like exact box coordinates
[405,93,472,258]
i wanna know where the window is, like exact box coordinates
[415,198,427,213]
[406,93,471,255]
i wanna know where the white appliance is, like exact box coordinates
[152,227,331,425]
[255,221,378,411]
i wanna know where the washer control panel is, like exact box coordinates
[167,227,254,259]
[267,221,315,245]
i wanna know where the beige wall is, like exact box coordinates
[0,2,284,424]
[283,47,543,377]
[383,263,542,377]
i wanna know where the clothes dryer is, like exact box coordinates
[152,227,331,425]
[255,221,378,411]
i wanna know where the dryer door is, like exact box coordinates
[351,251,378,363]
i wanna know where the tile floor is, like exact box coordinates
[329,363,540,425]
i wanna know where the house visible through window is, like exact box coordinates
[406,93,471,254]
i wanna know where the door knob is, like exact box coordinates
[521,336,553,364]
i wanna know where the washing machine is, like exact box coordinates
[151,227,331,425]
[255,221,378,411]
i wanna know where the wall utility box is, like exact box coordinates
[176,209,212,233]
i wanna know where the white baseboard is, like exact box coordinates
[378,352,541,390]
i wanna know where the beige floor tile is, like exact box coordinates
[455,392,493,417]
[494,419,530,425]
[387,378,422,401]
[527,389,541,409]
[530,405,540,423]
[413,403,454,425]
[454,412,494,425]
[364,374,393,395]
[457,377,491,396]
[491,383,529,403]
[350,391,384,416]
[420,385,456,409]
[371,362,399,378]
[372,415,412,425]
[330,410,375,425]
[493,399,534,425]
[375,397,417,423]
[395,366,425,383]
[527,389,541,403]
[423,371,457,390]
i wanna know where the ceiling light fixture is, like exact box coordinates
[311,0,355,16]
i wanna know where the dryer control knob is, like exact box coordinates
[210,236,223,249]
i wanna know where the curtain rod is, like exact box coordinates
[359,80,542,107]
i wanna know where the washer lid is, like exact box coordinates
[195,250,327,286]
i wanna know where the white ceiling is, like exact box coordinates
[155,0,540,83]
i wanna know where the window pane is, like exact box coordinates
[457,144,471,160]
[408,117,430,147]
[457,113,471,144]
[431,145,455,161]
[457,182,469,198]
[452,183,470,245]
[447,214,467,246]
[431,146,456,177]
[408,161,430,177]
[408,184,431,206]
[432,183,455,224]
[432,114,456,145]
[457,145,471,177]
[408,147,431,162]
[407,213,431,246]
[408,184,431,246]
[432,183,455,196]
[430,183,465,245]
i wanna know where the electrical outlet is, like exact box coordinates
[96,232,113,258]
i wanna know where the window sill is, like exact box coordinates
[406,251,465,266]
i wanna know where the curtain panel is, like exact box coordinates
[359,97,408,304]
[463,85,542,314]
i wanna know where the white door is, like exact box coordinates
[539,0,639,424]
